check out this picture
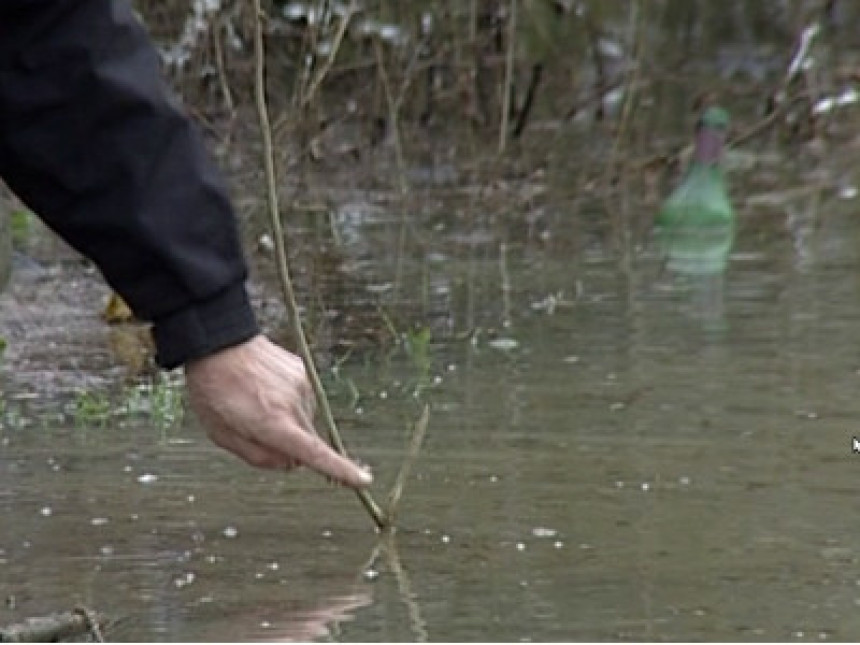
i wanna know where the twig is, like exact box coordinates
[75,606,105,643]
[583,8,608,121]
[499,242,512,328]
[385,404,429,524]
[511,62,543,139]
[371,40,410,196]
[251,0,387,530]
[213,17,235,117]
[727,97,798,148]
[499,0,517,153]
[0,608,104,643]
[371,38,410,300]
[602,0,641,190]
[300,3,357,108]
[628,91,810,176]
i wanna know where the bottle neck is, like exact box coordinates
[693,127,725,165]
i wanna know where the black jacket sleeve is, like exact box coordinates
[0,0,259,368]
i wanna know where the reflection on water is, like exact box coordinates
[657,213,735,334]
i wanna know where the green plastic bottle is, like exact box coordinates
[655,106,735,276]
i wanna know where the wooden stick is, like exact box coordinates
[250,0,387,530]
[0,608,104,643]
[498,0,518,153]
[385,404,429,525]
[300,3,356,108]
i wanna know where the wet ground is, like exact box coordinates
[6,7,860,640]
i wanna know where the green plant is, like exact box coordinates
[120,372,185,431]
[404,326,432,396]
[71,389,112,426]
[148,372,185,430]
[10,209,31,248]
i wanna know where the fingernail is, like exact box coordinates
[358,468,373,486]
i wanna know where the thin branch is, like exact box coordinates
[213,17,235,117]
[499,0,518,153]
[251,0,387,530]
[0,608,104,643]
[301,3,357,108]
[385,404,429,524]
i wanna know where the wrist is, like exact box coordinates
[152,283,259,369]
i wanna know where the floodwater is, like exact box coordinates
[6,8,860,642]
[5,155,860,641]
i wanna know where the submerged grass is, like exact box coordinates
[67,373,185,430]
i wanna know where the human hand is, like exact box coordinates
[185,334,372,488]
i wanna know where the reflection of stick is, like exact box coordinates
[0,608,104,643]
[499,242,512,328]
[603,0,641,189]
[384,533,429,642]
[385,405,430,524]
[251,0,387,530]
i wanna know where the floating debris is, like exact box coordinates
[174,572,196,589]
[365,283,393,294]
[90,517,109,526]
[222,526,238,539]
[531,527,558,538]
[488,338,519,351]
[137,473,158,484]
[258,233,274,253]
[39,506,52,517]
[362,568,380,582]
[839,185,858,200]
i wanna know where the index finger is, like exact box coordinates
[270,419,373,489]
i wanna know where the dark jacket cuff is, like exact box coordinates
[152,283,259,369]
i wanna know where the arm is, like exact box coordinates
[0,0,254,368]
[0,0,371,488]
